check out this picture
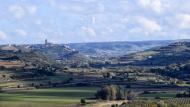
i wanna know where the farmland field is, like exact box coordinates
[139,92,177,99]
[0,87,99,107]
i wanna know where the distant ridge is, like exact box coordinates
[117,41,190,66]
[68,40,176,57]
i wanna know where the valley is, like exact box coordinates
[1,40,190,107]
[1,0,190,106]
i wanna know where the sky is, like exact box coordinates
[0,0,190,44]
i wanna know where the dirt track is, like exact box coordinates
[86,101,127,107]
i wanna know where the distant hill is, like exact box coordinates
[69,40,175,57]
[118,41,190,66]
[0,43,90,68]
[0,45,69,88]
[29,44,89,67]
[0,45,56,68]
[30,44,88,61]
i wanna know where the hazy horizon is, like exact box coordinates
[0,38,188,45]
[0,0,190,44]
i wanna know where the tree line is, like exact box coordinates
[95,85,136,101]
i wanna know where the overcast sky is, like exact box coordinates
[0,0,190,44]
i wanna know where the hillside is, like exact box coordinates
[31,44,87,60]
[125,42,190,66]
[0,45,54,67]
[0,45,70,88]
[0,45,59,73]
[29,44,89,67]
[69,40,174,57]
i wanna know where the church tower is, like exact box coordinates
[45,39,48,45]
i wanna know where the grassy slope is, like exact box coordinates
[0,87,99,107]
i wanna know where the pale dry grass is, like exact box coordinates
[0,61,24,68]
[86,101,126,107]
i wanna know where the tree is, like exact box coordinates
[80,98,86,105]
[188,88,190,97]
[126,91,136,100]
[95,85,126,100]
[110,85,117,100]
[0,87,3,93]
[116,86,125,100]
[95,85,111,100]
[125,84,131,88]
[106,72,111,78]
[157,101,167,107]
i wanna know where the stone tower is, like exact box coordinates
[45,39,48,45]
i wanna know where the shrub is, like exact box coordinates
[155,96,161,99]
[126,91,136,100]
[111,104,118,107]
[143,91,151,94]
[157,101,167,107]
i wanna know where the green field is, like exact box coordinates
[0,87,99,107]
[139,92,177,99]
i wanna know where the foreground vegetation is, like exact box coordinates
[119,98,190,107]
